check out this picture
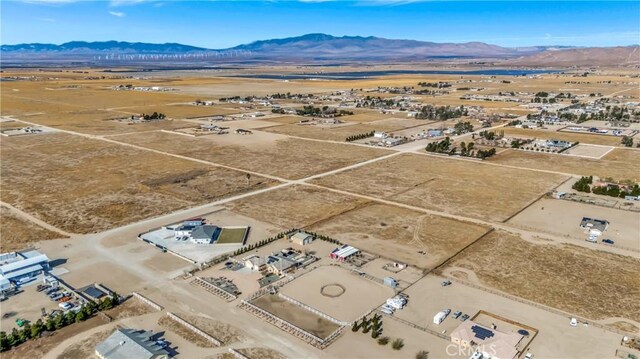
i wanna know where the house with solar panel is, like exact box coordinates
[451,320,524,359]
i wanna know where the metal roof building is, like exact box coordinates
[0,250,49,284]
[329,245,359,261]
[95,328,171,359]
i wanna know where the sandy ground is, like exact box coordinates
[226,185,369,228]
[251,294,340,339]
[112,130,391,180]
[488,148,640,181]
[395,274,627,359]
[0,133,275,234]
[562,144,615,158]
[0,280,65,333]
[309,203,489,269]
[2,68,639,358]
[0,205,68,252]
[313,153,568,222]
[445,230,640,323]
[280,265,395,322]
[508,198,640,250]
[326,312,460,359]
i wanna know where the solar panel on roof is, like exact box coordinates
[471,325,495,340]
[83,287,106,299]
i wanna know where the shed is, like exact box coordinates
[383,277,399,288]
[290,232,314,246]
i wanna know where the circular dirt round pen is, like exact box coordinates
[320,284,346,298]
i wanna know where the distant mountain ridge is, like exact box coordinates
[1,41,207,53]
[1,33,637,66]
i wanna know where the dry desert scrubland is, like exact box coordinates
[1,67,639,359]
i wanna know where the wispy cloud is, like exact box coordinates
[109,0,159,6]
[109,10,125,17]
[21,0,79,4]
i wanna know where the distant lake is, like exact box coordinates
[232,69,561,80]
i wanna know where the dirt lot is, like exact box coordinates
[250,294,340,339]
[56,328,112,359]
[158,315,217,348]
[237,347,287,359]
[488,148,639,180]
[0,206,67,252]
[280,266,395,322]
[226,185,368,228]
[113,130,391,180]
[313,153,568,222]
[1,133,275,233]
[508,198,640,250]
[393,274,625,359]
[502,127,625,146]
[180,313,245,344]
[562,144,614,158]
[13,110,194,136]
[445,230,640,322]
[309,203,489,268]
[263,122,399,141]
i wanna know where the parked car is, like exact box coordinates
[441,280,452,287]
[602,239,614,245]
[45,288,59,295]
[58,302,73,310]
[452,311,462,319]
[524,353,533,359]
[50,293,63,301]
[36,285,50,292]
[460,314,470,321]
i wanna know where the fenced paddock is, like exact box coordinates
[239,296,344,349]
[279,265,394,322]
[190,276,238,302]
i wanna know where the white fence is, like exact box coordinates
[227,348,250,359]
[191,277,237,302]
[166,312,222,346]
[131,292,163,311]
[277,292,350,326]
[239,299,343,349]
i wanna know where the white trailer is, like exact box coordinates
[433,311,448,325]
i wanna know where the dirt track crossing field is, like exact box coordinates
[0,133,276,233]
[445,230,640,323]
[309,203,489,268]
[312,153,568,222]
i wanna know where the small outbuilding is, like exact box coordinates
[289,231,314,246]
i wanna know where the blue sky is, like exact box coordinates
[1,1,639,48]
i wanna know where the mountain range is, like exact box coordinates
[2,33,638,66]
